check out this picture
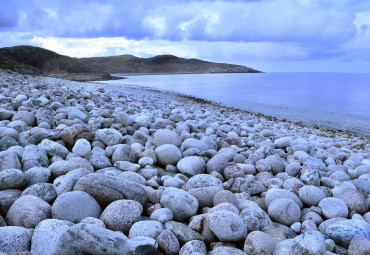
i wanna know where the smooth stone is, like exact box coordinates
[60,124,94,147]
[53,175,74,196]
[208,203,239,215]
[24,167,50,187]
[240,206,274,231]
[0,226,33,254]
[206,153,230,174]
[332,187,368,215]
[299,185,326,206]
[21,183,57,203]
[86,147,113,170]
[274,137,293,148]
[187,174,223,188]
[118,171,146,185]
[348,236,370,255]
[0,169,27,190]
[0,189,22,215]
[213,190,239,208]
[66,106,88,122]
[30,219,74,255]
[177,156,205,176]
[300,168,320,186]
[12,111,36,126]
[268,198,301,226]
[318,197,348,219]
[181,138,209,152]
[0,151,22,171]
[273,239,294,255]
[179,240,207,255]
[112,144,136,164]
[160,187,198,221]
[52,191,102,223]
[291,230,326,255]
[128,220,164,239]
[100,199,143,233]
[73,173,147,207]
[153,129,182,147]
[265,188,303,208]
[243,230,277,255]
[38,139,69,158]
[208,210,246,241]
[127,236,158,255]
[156,229,180,255]
[155,144,182,166]
[150,208,174,224]
[189,186,223,209]
[285,162,301,177]
[114,161,140,172]
[165,221,205,244]
[0,127,18,140]
[80,217,106,228]
[6,195,51,228]
[22,144,49,168]
[95,128,122,146]
[326,219,370,248]
[49,159,93,178]
[265,155,285,175]
[72,139,91,157]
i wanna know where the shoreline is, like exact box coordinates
[96,80,370,141]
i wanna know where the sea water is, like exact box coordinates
[100,72,370,136]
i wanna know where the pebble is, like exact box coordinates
[208,210,247,241]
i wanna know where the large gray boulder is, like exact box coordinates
[31,219,74,255]
[326,219,370,248]
[58,223,129,255]
[0,226,33,254]
[153,129,182,147]
[0,168,27,190]
[6,195,51,228]
[73,173,147,207]
[100,199,143,233]
[0,151,22,171]
[208,210,247,241]
[52,191,102,223]
[160,187,198,221]
[155,144,182,166]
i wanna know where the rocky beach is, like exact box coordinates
[0,68,369,255]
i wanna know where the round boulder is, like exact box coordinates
[268,198,301,226]
[177,156,205,176]
[6,195,51,228]
[160,187,198,221]
[208,210,247,241]
[155,144,182,166]
[52,191,102,223]
[100,199,143,233]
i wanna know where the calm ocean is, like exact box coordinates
[100,73,370,137]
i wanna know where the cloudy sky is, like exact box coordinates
[1,0,370,72]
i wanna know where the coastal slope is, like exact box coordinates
[82,54,262,74]
[0,46,112,81]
